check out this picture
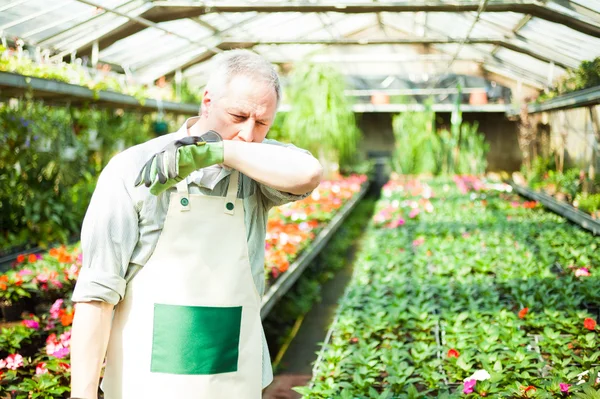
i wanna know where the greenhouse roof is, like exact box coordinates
[1,0,599,90]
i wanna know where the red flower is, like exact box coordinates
[522,385,536,393]
[447,349,460,358]
[584,318,597,331]
[16,254,25,263]
[518,308,529,319]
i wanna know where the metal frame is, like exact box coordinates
[0,71,199,114]
[211,37,576,69]
[148,0,600,37]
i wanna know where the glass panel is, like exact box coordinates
[519,17,600,63]
[569,0,600,13]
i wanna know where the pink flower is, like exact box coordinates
[409,209,420,219]
[50,299,63,319]
[575,267,591,277]
[52,347,70,359]
[22,319,39,329]
[36,272,49,283]
[559,383,571,393]
[387,218,406,229]
[17,269,33,276]
[0,359,6,369]
[463,378,476,394]
[5,354,24,370]
[35,362,48,375]
[50,279,63,289]
[412,238,425,247]
[60,331,71,347]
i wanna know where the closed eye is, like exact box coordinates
[231,114,247,121]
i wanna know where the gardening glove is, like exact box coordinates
[134,130,224,195]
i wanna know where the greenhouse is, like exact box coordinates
[1,0,600,397]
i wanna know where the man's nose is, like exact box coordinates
[237,120,256,142]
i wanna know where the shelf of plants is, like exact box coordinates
[510,181,600,236]
[0,72,199,115]
[525,86,600,114]
[300,175,600,398]
[0,173,366,397]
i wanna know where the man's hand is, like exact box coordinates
[135,131,224,195]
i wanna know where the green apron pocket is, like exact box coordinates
[151,304,242,375]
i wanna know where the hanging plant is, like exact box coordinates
[281,63,361,176]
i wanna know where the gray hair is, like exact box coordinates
[204,49,281,107]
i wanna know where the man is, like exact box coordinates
[70,49,323,399]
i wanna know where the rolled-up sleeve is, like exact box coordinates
[257,139,315,208]
[71,156,138,305]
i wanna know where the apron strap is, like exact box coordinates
[176,180,191,212]
[224,171,239,215]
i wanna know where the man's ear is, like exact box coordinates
[201,89,211,117]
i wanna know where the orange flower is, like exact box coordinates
[278,260,290,273]
[60,310,74,327]
[584,318,597,331]
[282,243,296,255]
[518,308,529,319]
[522,386,536,393]
[28,254,37,263]
[0,275,9,290]
[447,349,460,358]
[16,254,25,263]
[49,248,58,257]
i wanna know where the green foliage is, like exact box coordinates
[171,79,203,104]
[0,100,157,252]
[538,57,600,103]
[10,373,70,399]
[281,63,361,170]
[391,101,440,175]
[576,193,600,215]
[304,177,600,397]
[391,97,489,176]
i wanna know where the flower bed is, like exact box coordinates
[0,173,366,397]
[302,175,600,398]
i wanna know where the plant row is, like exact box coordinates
[300,174,600,398]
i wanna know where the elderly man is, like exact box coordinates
[70,49,323,399]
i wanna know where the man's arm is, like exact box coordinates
[70,154,138,398]
[223,140,322,195]
[70,301,114,399]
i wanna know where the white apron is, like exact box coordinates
[102,171,263,399]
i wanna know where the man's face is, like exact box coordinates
[202,74,278,142]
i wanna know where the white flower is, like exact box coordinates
[467,370,491,381]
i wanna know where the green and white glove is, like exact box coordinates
[134,130,224,195]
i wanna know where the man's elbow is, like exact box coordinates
[291,160,323,195]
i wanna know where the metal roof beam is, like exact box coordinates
[216,37,575,69]
[148,0,600,37]
[491,14,531,56]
